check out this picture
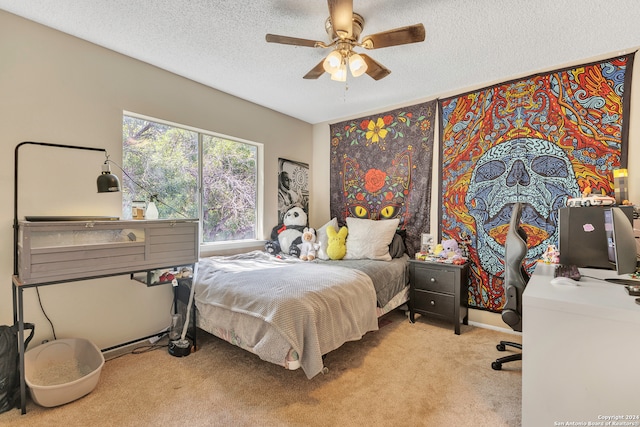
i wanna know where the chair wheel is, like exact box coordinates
[496,343,506,351]
[492,361,502,370]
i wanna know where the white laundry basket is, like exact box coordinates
[24,338,104,407]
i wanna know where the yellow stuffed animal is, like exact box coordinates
[326,226,348,260]
[433,243,444,257]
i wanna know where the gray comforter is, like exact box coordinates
[313,254,409,307]
[194,251,379,378]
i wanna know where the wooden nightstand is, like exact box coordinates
[408,260,469,334]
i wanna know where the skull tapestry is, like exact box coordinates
[329,101,437,257]
[438,54,634,312]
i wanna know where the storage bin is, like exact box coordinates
[24,338,104,407]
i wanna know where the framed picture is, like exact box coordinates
[278,158,309,222]
[421,233,434,253]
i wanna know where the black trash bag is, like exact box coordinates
[0,323,35,414]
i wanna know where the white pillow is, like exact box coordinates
[316,218,339,260]
[344,217,400,261]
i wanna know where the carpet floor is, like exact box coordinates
[0,310,522,426]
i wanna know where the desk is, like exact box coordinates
[522,263,640,426]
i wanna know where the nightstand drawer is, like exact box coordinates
[411,268,455,293]
[412,290,454,317]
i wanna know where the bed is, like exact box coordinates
[192,250,410,379]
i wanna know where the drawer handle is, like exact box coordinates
[430,278,436,283]
[430,300,435,306]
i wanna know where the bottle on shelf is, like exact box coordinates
[146,195,159,220]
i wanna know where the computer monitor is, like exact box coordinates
[558,206,633,269]
[604,207,638,275]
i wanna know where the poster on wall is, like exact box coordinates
[278,158,309,222]
[438,54,634,312]
[329,100,437,256]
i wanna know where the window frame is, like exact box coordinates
[123,111,264,252]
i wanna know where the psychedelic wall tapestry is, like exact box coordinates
[329,101,437,256]
[438,54,634,312]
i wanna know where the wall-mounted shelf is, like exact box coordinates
[130,266,194,287]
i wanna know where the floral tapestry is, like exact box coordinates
[329,101,437,256]
[438,54,634,312]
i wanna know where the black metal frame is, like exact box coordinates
[13,141,108,278]
[12,142,112,414]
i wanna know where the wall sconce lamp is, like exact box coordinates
[13,141,121,275]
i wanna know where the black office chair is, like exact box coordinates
[492,202,529,370]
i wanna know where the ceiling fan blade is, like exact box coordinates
[361,23,426,49]
[360,54,391,80]
[303,60,326,79]
[266,34,323,48]
[328,0,353,39]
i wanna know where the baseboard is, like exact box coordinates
[102,331,169,360]
[468,320,521,335]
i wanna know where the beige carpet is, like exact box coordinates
[0,310,522,426]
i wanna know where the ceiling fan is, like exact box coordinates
[265,0,426,81]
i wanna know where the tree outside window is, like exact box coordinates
[122,114,259,243]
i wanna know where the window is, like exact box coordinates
[122,113,261,244]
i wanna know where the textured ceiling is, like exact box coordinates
[2,0,640,124]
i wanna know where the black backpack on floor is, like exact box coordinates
[0,323,35,414]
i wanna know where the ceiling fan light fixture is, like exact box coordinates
[323,50,343,74]
[266,2,424,82]
[348,53,368,77]
[330,62,348,81]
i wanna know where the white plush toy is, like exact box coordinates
[299,227,318,261]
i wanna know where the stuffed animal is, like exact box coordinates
[439,238,463,260]
[326,226,348,260]
[542,244,560,264]
[265,206,307,257]
[299,227,318,261]
[433,243,444,257]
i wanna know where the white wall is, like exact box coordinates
[311,49,640,329]
[0,11,313,348]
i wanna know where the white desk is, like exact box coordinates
[522,263,640,427]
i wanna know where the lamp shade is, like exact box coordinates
[348,53,368,77]
[323,50,343,74]
[97,172,121,193]
[97,163,121,193]
[331,62,348,82]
